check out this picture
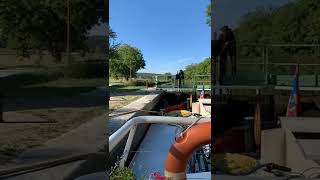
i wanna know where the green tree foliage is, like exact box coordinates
[206,0,212,26]
[108,26,119,59]
[110,44,145,80]
[233,0,320,75]
[0,0,104,62]
[164,72,172,80]
[235,0,320,44]
[206,2,211,26]
[184,57,211,79]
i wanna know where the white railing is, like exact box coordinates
[109,116,211,167]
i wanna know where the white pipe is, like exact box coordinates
[109,116,210,152]
[119,124,137,167]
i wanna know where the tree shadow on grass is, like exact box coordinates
[2,86,107,111]
[3,86,96,98]
[0,73,56,90]
[109,85,142,94]
[0,73,106,111]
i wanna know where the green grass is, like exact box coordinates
[0,144,23,157]
[0,72,145,98]
[0,49,103,69]
[32,78,106,88]
[0,51,60,69]
[0,73,105,98]
[0,144,23,164]
[3,86,96,98]
[110,85,144,94]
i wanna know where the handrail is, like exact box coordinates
[109,116,210,153]
[238,62,320,66]
[238,43,320,47]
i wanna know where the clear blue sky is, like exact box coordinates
[110,0,211,74]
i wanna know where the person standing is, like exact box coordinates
[179,70,184,86]
[175,71,180,89]
[218,25,237,82]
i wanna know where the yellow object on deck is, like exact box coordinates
[213,153,257,174]
[165,110,192,117]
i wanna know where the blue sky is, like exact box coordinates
[110,0,211,74]
[95,0,294,74]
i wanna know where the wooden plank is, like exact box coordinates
[212,85,267,90]
[314,97,320,110]
[198,98,211,105]
[276,75,316,86]
[280,117,320,133]
[212,175,285,180]
[275,86,320,91]
[239,43,320,47]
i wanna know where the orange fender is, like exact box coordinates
[165,102,187,113]
[164,121,211,180]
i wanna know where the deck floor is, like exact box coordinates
[130,124,178,179]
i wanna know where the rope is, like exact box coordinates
[181,116,205,135]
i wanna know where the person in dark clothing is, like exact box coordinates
[179,70,184,85]
[218,25,237,82]
[175,71,180,88]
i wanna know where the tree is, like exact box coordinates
[184,58,211,79]
[108,26,119,59]
[234,0,320,58]
[110,44,145,80]
[206,1,212,26]
[0,0,104,62]
[164,72,172,80]
[235,0,320,44]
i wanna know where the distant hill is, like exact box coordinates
[137,73,163,77]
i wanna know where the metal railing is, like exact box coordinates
[109,116,211,167]
[192,75,211,92]
[214,43,320,88]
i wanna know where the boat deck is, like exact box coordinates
[130,123,211,179]
[130,124,178,178]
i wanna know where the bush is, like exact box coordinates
[110,167,136,180]
[123,79,155,87]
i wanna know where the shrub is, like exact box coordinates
[123,79,155,87]
[110,167,135,180]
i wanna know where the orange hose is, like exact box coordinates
[165,102,187,113]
